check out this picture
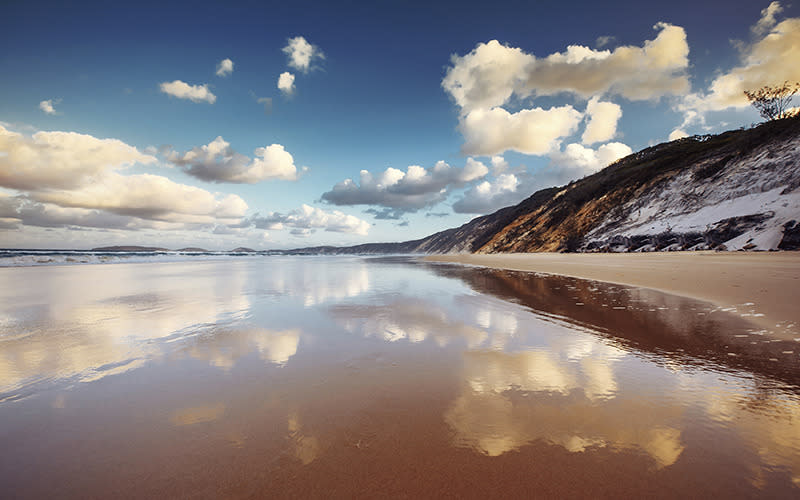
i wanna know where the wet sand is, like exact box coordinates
[427,252,800,338]
[1,257,800,498]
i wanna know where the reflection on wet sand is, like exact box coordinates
[334,260,800,489]
[183,328,301,369]
[1,257,800,497]
[446,350,685,466]
[170,403,226,426]
[424,262,800,385]
[0,262,253,400]
[287,412,323,465]
[0,258,371,401]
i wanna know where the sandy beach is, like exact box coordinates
[427,252,800,338]
[3,256,800,497]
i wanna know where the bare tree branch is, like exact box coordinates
[744,81,800,121]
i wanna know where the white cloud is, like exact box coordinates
[442,40,535,113]
[0,195,186,230]
[0,124,250,232]
[551,142,633,175]
[452,142,632,215]
[169,136,299,184]
[257,97,272,114]
[452,173,520,214]
[753,1,783,36]
[678,4,800,117]
[216,58,234,77]
[0,125,156,191]
[442,23,689,113]
[596,35,615,48]
[244,204,370,236]
[278,72,295,95]
[489,156,511,176]
[282,36,324,73]
[34,173,248,223]
[582,97,622,144]
[442,25,686,157]
[668,129,689,141]
[159,80,217,104]
[321,159,489,216]
[39,99,59,115]
[460,105,583,156]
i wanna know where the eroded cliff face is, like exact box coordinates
[471,116,800,253]
[289,117,800,255]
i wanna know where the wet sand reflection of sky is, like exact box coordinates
[0,256,799,497]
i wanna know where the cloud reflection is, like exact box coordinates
[259,257,370,307]
[185,328,301,369]
[170,403,226,426]
[445,350,684,468]
[0,262,254,398]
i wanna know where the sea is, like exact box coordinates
[0,248,279,267]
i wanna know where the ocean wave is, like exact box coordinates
[0,250,272,267]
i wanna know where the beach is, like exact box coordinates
[427,252,800,339]
[2,256,800,497]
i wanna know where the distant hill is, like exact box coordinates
[177,247,209,252]
[288,116,800,254]
[91,245,170,252]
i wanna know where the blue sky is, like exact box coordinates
[1,0,798,249]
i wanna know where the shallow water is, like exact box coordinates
[1,256,799,498]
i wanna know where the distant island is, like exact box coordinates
[91,246,171,252]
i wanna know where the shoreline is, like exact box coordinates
[426,252,800,339]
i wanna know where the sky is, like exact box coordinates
[1,0,798,250]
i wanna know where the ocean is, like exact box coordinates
[0,248,276,267]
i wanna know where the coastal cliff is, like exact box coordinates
[291,116,800,254]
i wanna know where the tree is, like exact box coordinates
[744,81,800,121]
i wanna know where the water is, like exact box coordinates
[0,256,798,498]
[0,248,276,267]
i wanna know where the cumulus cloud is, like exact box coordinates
[0,125,156,190]
[489,155,510,175]
[0,124,249,232]
[460,105,583,156]
[753,1,783,36]
[452,173,520,214]
[282,36,324,73]
[34,173,248,223]
[39,99,59,115]
[216,58,234,77]
[0,194,182,230]
[442,23,689,113]
[550,142,633,175]
[668,129,689,141]
[453,143,632,215]
[159,80,217,103]
[582,97,622,144]
[442,40,535,113]
[278,72,295,95]
[678,4,800,118]
[242,204,370,236]
[321,159,489,215]
[168,136,299,183]
[442,23,686,157]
